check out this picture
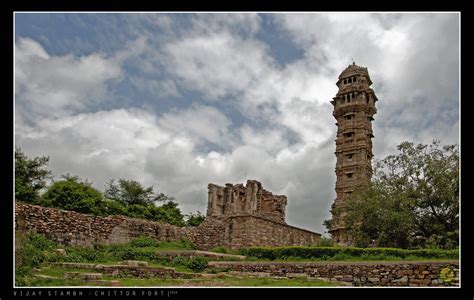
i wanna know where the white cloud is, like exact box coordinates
[15,38,123,121]
[158,104,236,149]
[163,31,274,100]
[190,13,262,36]
[16,108,170,189]
[15,36,150,123]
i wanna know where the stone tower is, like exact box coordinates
[328,62,378,245]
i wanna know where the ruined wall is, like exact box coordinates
[208,261,460,286]
[185,214,321,250]
[15,202,188,247]
[207,180,287,223]
[185,217,228,250]
[224,215,321,249]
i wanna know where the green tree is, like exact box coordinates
[104,178,185,226]
[342,141,459,249]
[104,179,173,206]
[15,148,52,203]
[144,201,186,227]
[41,175,103,214]
[185,211,205,227]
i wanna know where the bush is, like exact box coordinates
[60,246,108,263]
[209,247,227,254]
[129,236,160,248]
[107,245,138,261]
[243,246,459,261]
[41,176,104,215]
[15,232,58,286]
[316,237,334,247]
[186,257,209,272]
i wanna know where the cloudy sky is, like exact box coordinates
[14,13,459,234]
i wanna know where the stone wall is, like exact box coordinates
[186,214,321,250]
[208,261,460,286]
[15,202,321,250]
[224,215,321,249]
[185,216,228,250]
[15,202,188,247]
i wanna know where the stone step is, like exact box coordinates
[86,280,121,286]
[64,272,103,281]
[156,250,246,260]
[34,274,58,279]
[120,260,149,267]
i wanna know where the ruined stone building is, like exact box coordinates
[207,180,287,224]
[328,62,378,245]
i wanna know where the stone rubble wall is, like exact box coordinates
[224,215,321,249]
[185,216,228,250]
[208,261,460,286]
[15,202,188,247]
[15,202,321,250]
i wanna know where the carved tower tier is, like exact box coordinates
[329,62,378,245]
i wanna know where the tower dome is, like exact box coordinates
[337,62,373,86]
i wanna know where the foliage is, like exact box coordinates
[185,257,209,272]
[170,256,209,272]
[15,232,58,286]
[329,141,459,249]
[103,178,186,226]
[241,246,458,261]
[40,175,104,215]
[209,246,228,254]
[142,201,186,227]
[185,211,205,227]
[104,179,173,206]
[99,198,128,216]
[15,148,52,203]
[316,237,334,247]
[129,236,161,248]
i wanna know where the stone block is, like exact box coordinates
[54,248,66,256]
[120,260,149,267]
[368,277,380,282]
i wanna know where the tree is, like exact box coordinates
[185,211,205,227]
[144,201,186,227]
[104,179,173,206]
[15,148,52,203]
[41,175,103,215]
[342,141,459,249]
[104,178,185,226]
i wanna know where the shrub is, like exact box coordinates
[243,246,459,261]
[317,237,334,247]
[186,257,209,272]
[107,245,138,261]
[209,247,227,254]
[61,246,107,263]
[129,236,160,248]
[15,232,59,286]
